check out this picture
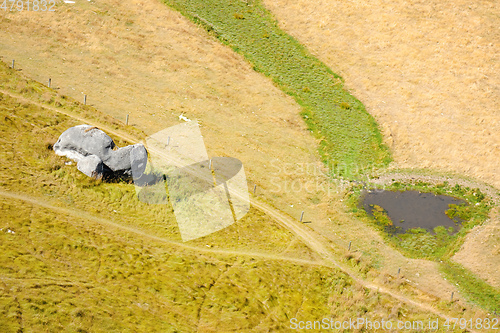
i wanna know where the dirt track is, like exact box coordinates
[262,0,500,294]
[0,89,478,328]
[0,0,497,322]
[0,189,324,268]
[0,189,468,330]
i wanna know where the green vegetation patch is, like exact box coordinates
[441,261,500,313]
[348,179,497,312]
[161,0,391,178]
[350,180,492,261]
[0,61,446,331]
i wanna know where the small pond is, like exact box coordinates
[362,190,467,234]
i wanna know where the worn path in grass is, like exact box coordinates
[1,89,334,266]
[0,0,458,306]
[0,189,324,268]
[0,0,493,317]
[0,190,470,331]
[0,88,138,145]
[372,172,500,289]
[0,90,480,329]
[257,0,500,293]
[5,88,496,308]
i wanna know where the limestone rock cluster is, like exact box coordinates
[53,125,147,179]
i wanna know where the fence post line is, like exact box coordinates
[126,114,129,125]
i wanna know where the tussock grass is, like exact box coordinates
[0,61,445,330]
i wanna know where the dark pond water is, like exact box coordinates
[362,190,466,234]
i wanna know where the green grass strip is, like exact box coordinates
[162,0,391,177]
[440,261,500,313]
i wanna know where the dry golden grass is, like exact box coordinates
[0,65,475,332]
[263,0,500,187]
[0,0,497,307]
[453,206,500,289]
[262,0,500,293]
[0,0,321,206]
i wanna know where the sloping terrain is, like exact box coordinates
[0,0,457,303]
[261,0,500,293]
[1,0,499,330]
[0,63,459,331]
[453,207,500,289]
[0,0,328,240]
[263,0,500,187]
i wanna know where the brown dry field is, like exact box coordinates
[264,0,500,187]
[263,0,500,288]
[453,206,500,288]
[0,0,496,304]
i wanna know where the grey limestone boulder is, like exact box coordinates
[77,154,104,178]
[54,125,148,179]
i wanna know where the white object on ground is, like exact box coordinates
[178,114,191,122]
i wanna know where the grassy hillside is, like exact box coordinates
[255,0,500,295]
[0,62,450,331]
[162,0,391,178]
[1,0,499,328]
[156,0,500,316]
[262,0,500,188]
